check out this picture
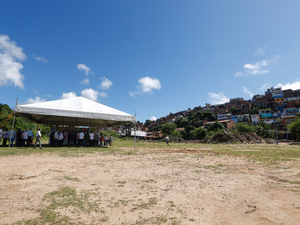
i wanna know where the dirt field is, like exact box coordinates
[1,145,300,224]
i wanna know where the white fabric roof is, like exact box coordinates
[15,97,136,127]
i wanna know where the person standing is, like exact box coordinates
[33,128,42,149]
[78,130,84,147]
[22,129,29,147]
[0,128,2,146]
[2,129,8,146]
[165,135,170,146]
[89,131,95,147]
[54,130,59,147]
[16,129,22,147]
[58,131,63,147]
[83,131,88,147]
[100,135,104,146]
[28,128,33,145]
[8,129,16,147]
[110,135,113,146]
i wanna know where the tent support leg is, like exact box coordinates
[9,98,18,148]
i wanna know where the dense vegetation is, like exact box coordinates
[0,104,50,135]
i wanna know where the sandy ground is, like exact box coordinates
[1,147,300,224]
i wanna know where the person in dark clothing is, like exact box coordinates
[50,131,55,147]
[17,129,22,147]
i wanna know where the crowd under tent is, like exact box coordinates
[15,96,136,127]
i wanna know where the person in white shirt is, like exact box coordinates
[22,129,29,147]
[78,130,84,147]
[89,131,95,147]
[33,128,42,149]
[54,130,59,147]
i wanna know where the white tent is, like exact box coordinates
[15,97,136,127]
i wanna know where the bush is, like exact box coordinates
[234,122,256,132]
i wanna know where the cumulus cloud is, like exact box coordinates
[98,77,113,90]
[77,64,91,75]
[208,92,229,104]
[33,54,47,63]
[235,55,279,77]
[276,81,300,90]
[129,77,161,97]
[80,78,90,85]
[0,34,26,88]
[98,92,107,98]
[81,88,107,101]
[242,86,254,98]
[254,46,268,56]
[60,92,77,99]
[25,97,47,104]
[150,116,157,121]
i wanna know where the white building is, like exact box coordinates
[251,114,260,124]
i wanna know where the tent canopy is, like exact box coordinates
[15,97,136,127]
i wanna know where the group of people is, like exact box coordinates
[50,129,113,147]
[0,127,42,148]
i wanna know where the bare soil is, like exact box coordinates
[1,147,300,224]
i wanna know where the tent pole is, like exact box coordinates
[9,98,18,148]
[134,110,136,149]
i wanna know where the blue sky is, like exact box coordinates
[1,1,300,122]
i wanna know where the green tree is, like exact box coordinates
[196,111,203,120]
[185,125,195,138]
[161,123,177,135]
[230,106,236,115]
[190,127,207,140]
[188,112,196,121]
[207,121,225,132]
[174,117,188,128]
[250,107,259,115]
[203,110,216,121]
[144,119,152,127]
[287,116,300,135]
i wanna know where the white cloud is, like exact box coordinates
[32,89,38,94]
[208,92,229,104]
[150,116,157,121]
[81,88,107,101]
[98,77,113,90]
[276,81,300,90]
[242,86,254,98]
[60,92,77,99]
[25,96,47,104]
[235,55,279,77]
[129,77,161,97]
[0,34,26,88]
[33,54,47,63]
[80,78,90,85]
[77,64,91,75]
[98,92,107,98]
[259,83,269,91]
[254,46,268,56]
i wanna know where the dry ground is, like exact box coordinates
[1,144,300,224]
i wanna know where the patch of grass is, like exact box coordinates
[144,179,156,183]
[13,186,101,224]
[117,180,127,184]
[132,197,158,211]
[290,181,300,184]
[64,176,80,182]
[100,216,109,222]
